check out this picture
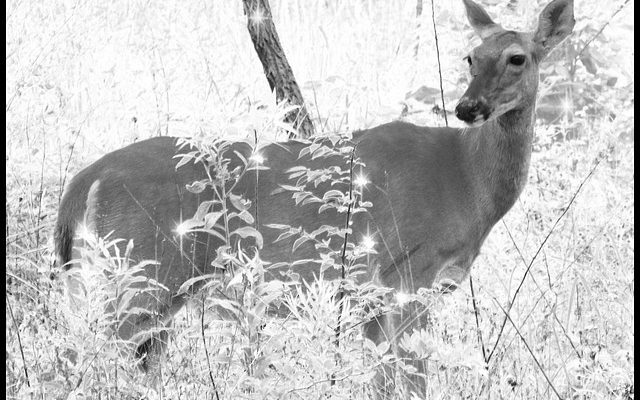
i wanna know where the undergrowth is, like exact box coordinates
[6,0,633,399]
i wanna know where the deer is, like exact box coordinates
[54,0,574,396]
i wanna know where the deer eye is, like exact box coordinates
[509,55,526,66]
[464,56,472,66]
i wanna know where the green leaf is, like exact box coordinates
[229,193,251,211]
[264,223,290,230]
[186,180,207,194]
[231,226,264,249]
[194,200,216,221]
[292,236,310,252]
[177,273,222,295]
[204,212,224,229]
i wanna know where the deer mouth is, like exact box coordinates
[465,113,491,127]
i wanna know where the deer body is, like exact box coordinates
[54,112,532,359]
[55,0,574,394]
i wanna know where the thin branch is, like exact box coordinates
[430,0,448,126]
[497,225,607,361]
[253,130,260,231]
[201,296,221,400]
[469,277,488,364]
[74,332,114,390]
[493,299,563,400]
[286,369,373,396]
[488,157,601,362]
[576,0,631,61]
[332,145,356,385]
[6,292,30,387]
[501,220,580,357]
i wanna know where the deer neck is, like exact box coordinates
[465,105,535,224]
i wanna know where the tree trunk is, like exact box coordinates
[242,0,315,139]
[414,0,423,58]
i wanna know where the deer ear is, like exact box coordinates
[533,0,575,58]
[462,0,503,40]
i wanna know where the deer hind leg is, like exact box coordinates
[134,320,172,374]
[364,313,397,398]
[111,285,187,372]
[364,303,433,399]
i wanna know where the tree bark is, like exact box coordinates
[414,0,423,58]
[242,0,315,139]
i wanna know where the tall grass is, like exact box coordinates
[6,0,633,399]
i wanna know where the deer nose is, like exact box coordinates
[455,98,486,123]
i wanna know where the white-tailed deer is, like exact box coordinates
[55,0,574,395]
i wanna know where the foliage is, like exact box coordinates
[6,0,633,399]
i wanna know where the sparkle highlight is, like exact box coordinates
[354,174,369,187]
[395,291,410,307]
[176,222,189,236]
[361,235,375,251]
[250,153,265,165]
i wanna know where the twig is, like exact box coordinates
[488,158,601,362]
[6,292,30,387]
[497,225,607,361]
[332,145,356,385]
[286,369,373,396]
[6,222,53,246]
[74,332,113,390]
[501,221,580,357]
[576,0,631,61]
[430,0,448,126]
[201,296,221,400]
[469,277,488,364]
[58,125,82,204]
[339,147,356,274]
[253,130,260,231]
[493,299,564,400]
[35,133,46,248]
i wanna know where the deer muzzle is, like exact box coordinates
[455,96,491,125]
